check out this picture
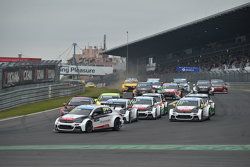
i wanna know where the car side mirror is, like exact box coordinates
[63,103,67,106]
[208,100,213,103]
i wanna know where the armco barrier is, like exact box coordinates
[0,83,85,111]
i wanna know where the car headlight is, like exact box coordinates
[192,108,199,113]
[74,117,84,123]
[147,106,153,111]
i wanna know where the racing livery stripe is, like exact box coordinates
[0,145,250,151]
[94,124,110,129]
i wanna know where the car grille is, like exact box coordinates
[138,113,147,117]
[59,119,74,123]
[176,115,192,119]
[58,125,74,130]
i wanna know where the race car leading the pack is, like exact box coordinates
[106,98,138,123]
[169,97,211,121]
[54,105,123,133]
[132,96,161,119]
[142,93,168,115]
[185,93,215,116]
[211,79,228,93]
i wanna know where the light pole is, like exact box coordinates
[126,31,129,77]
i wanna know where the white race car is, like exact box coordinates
[132,96,161,119]
[54,105,123,133]
[106,98,138,123]
[142,93,168,115]
[169,97,211,121]
[185,93,215,116]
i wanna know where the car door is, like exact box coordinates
[92,107,110,129]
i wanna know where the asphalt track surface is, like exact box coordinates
[0,89,250,167]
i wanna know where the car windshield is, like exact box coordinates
[100,95,119,101]
[187,96,208,102]
[68,98,91,106]
[163,84,178,89]
[69,108,92,115]
[174,79,187,83]
[124,79,137,83]
[211,80,224,85]
[107,101,126,108]
[152,82,161,86]
[134,98,152,105]
[144,95,161,102]
[177,100,198,107]
[197,81,210,86]
[137,83,151,88]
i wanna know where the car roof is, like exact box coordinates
[163,83,178,86]
[71,96,93,100]
[76,105,96,110]
[186,94,208,98]
[106,98,129,102]
[180,97,202,101]
[100,93,120,96]
[143,93,161,96]
[135,96,154,99]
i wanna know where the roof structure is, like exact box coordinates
[104,3,250,59]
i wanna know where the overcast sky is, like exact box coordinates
[0,0,249,61]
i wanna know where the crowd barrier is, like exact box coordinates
[0,83,85,111]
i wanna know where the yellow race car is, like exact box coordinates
[121,78,138,92]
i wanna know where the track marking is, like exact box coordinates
[0,145,250,151]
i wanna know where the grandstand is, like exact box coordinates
[104,3,250,80]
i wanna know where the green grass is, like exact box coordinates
[0,87,121,120]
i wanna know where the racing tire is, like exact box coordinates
[113,118,122,131]
[200,111,204,122]
[128,113,132,123]
[135,112,139,122]
[85,121,93,133]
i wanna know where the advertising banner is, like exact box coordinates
[176,66,200,72]
[60,65,113,76]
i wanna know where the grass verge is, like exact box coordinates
[0,87,120,120]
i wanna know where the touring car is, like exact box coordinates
[95,93,120,105]
[158,83,183,100]
[134,82,154,96]
[106,98,138,123]
[211,79,228,93]
[173,78,190,92]
[169,97,211,121]
[132,96,161,119]
[121,78,138,92]
[193,80,214,95]
[185,93,215,116]
[55,105,123,133]
[59,97,95,116]
[142,93,168,115]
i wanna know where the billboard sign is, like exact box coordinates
[60,65,113,76]
[176,66,200,72]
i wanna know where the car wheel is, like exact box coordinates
[200,111,204,122]
[128,113,132,123]
[85,121,93,133]
[113,118,121,131]
[135,112,139,122]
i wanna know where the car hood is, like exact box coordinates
[163,89,177,92]
[176,106,196,112]
[61,114,88,120]
[132,104,150,110]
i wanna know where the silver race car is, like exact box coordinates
[169,97,211,121]
[185,93,215,116]
[142,93,168,115]
[106,98,138,123]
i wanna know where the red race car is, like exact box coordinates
[211,79,228,93]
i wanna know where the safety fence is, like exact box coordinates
[0,83,85,111]
[141,70,250,83]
